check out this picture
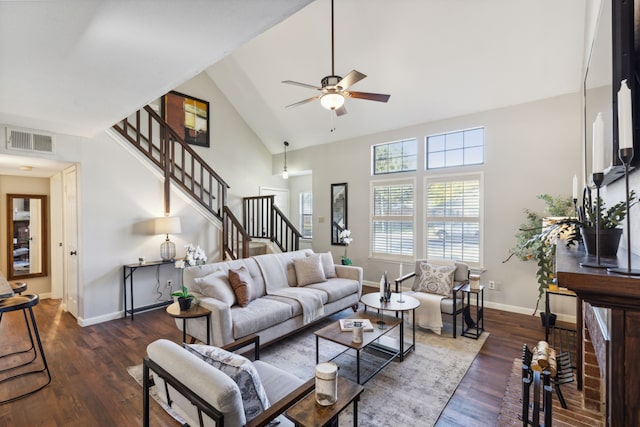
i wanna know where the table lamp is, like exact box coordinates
[154,216,181,261]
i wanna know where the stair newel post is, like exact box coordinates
[269,195,276,242]
[163,136,171,215]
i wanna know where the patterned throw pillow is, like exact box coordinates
[228,266,255,307]
[294,255,327,286]
[416,263,456,296]
[183,343,270,422]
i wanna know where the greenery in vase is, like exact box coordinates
[339,229,353,265]
[506,194,577,313]
[581,191,635,230]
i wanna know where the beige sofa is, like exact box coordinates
[179,249,363,347]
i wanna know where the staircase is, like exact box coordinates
[112,105,300,260]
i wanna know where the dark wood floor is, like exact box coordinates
[0,298,552,426]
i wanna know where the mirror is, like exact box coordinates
[7,194,48,280]
[331,183,347,245]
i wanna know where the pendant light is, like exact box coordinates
[282,141,289,179]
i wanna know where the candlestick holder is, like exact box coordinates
[580,172,618,269]
[608,147,640,275]
[573,198,578,218]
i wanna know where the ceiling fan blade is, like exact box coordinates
[337,70,366,90]
[282,80,322,90]
[335,105,347,116]
[346,91,391,103]
[285,95,321,108]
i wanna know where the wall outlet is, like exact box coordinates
[488,280,496,290]
[166,280,172,289]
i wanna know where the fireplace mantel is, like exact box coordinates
[556,243,640,427]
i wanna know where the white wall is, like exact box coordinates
[0,71,287,325]
[279,92,583,316]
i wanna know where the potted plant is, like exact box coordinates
[339,229,353,265]
[506,194,577,314]
[578,190,636,256]
[171,285,194,310]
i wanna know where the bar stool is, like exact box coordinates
[0,294,51,404]
[11,282,27,295]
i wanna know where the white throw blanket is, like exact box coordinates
[409,292,446,335]
[268,288,325,325]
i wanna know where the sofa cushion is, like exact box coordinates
[183,343,270,423]
[305,278,359,303]
[294,255,326,286]
[308,252,337,279]
[415,262,456,296]
[193,270,236,306]
[228,266,255,307]
[231,298,294,338]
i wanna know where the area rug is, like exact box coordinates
[496,359,604,427]
[129,314,487,427]
[258,316,488,426]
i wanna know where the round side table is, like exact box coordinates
[11,282,27,295]
[360,292,420,361]
[166,302,211,345]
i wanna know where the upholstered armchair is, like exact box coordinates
[395,259,469,337]
[144,334,313,427]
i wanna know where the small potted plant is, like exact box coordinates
[171,285,194,310]
[578,191,636,256]
[339,229,353,265]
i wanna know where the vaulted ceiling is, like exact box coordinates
[0,0,587,160]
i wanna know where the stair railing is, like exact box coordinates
[112,106,229,221]
[243,196,301,253]
[223,207,251,260]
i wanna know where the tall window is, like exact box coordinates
[426,127,484,169]
[299,192,313,239]
[425,174,482,265]
[373,138,417,175]
[371,180,414,257]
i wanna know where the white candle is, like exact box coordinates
[593,112,605,173]
[572,175,578,200]
[380,274,385,296]
[399,262,403,278]
[618,79,633,150]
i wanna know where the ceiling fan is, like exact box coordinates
[282,0,390,116]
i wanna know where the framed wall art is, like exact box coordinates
[162,90,210,147]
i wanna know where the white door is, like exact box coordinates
[63,166,80,318]
[260,187,290,217]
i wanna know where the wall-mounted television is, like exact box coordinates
[584,0,639,185]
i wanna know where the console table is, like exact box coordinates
[556,243,640,427]
[123,260,174,320]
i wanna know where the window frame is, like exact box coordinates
[425,127,484,170]
[372,138,418,176]
[423,172,484,267]
[299,191,313,239]
[369,177,416,261]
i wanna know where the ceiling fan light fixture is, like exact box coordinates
[320,92,345,111]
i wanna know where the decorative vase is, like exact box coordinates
[178,297,192,311]
[580,227,623,257]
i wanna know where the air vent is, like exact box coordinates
[6,128,54,153]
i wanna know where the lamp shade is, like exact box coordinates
[320,92,345,111]
[154,216,182,235]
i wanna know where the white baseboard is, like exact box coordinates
[78,311,122,327]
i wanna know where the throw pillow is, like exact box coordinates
[294,255,327,286]
[228,266,255,307]
[416,262,456,296]
[308,252,337,279]
[184,343,270,422]
[193,270,236,306]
